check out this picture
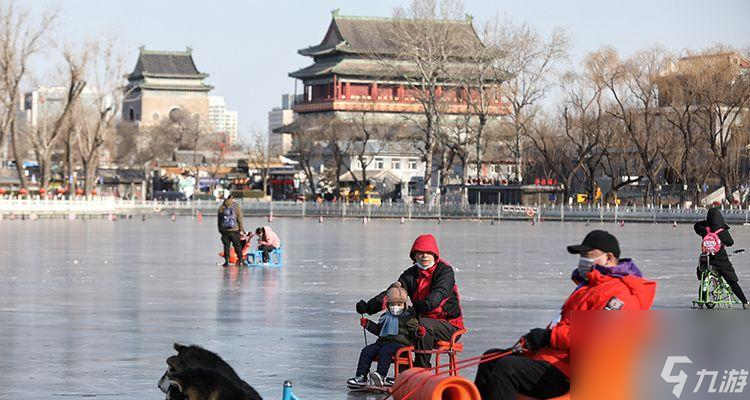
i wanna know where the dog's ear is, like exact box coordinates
[166,355,182,370]
[173,343,188,352]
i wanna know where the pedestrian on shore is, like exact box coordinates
[356,234,464,368]
[474,230,656,400]
[218,192,245,267]
[694,207,748,308]
[255,226,280,264]
[348,282,422,388]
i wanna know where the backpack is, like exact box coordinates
[221,203,238,229]
[701,227,724,255]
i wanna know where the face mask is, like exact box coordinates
[415,261,435,270]
[388,305,404,316]
[576,255,606,280]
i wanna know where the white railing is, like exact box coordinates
[1,197,749,223]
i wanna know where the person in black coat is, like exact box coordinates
[694,207,748,308]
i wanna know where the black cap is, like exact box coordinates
[567,230,620,258]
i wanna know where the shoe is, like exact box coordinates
[369,372,384,387]
[221,262,229,267]
[347,375,367,387]
[384,377,395,386]
[235,261,243,267]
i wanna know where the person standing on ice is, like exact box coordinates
[217,192,245,267]
[694,207,748,309]
[474,230,656,400]
[356,234,464,368]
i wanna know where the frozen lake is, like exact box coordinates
[1,216,746,399]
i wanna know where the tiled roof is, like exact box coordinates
[298,14,482,57]
[129,48,207,79]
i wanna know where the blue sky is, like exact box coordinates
[27,0,750,139]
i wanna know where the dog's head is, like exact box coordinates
[158,368,186,400]
[157,343,192,399]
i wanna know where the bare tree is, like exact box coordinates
[491,18,568,183]
[379,0,467,205]
[74,39,124,196]
[655,52,713,204]
[0,2,57,187]
[592,46,668,205]
[243,128,272,195]
[688,47,750,202]
[343,112,394,196]
[289,114,327,197]
[29,44,88,189]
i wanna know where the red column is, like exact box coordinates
[333,75,339,100]
[371,82,378,100]
[345,81,351,100]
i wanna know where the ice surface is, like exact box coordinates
[0,217,742,399]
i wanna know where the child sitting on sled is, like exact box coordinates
[348,282,424,388]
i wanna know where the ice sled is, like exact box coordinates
[246,245,283,268]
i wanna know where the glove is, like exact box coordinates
[360,318,369,328]
[416,325,427,338]
[522,328,551,351]
[413,300,429,315]
[356,300,368,315]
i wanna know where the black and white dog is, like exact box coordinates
[158,343,262,400]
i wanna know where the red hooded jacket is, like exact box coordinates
[366,234,465,329]
[529,267,657,377]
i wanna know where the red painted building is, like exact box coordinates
[289,10,508,117]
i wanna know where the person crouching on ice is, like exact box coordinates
[348,282,422,388]
[474,230,656,400]
[255,226,280,264]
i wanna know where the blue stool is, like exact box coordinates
[246,245,283,267]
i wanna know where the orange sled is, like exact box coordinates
[218,236,251,264]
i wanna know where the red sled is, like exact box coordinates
[218,234,252,264]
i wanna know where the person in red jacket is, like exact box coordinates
[356,234,464,368]
[474,230,657,400]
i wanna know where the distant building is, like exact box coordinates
[279,11,509,198]
[122,47,213,127]
[208,96,227,133]
[224,110,238,144]
[208,96,239,144]
[268,95,295,156]
[21,86,102,131]
[288,10,506,119]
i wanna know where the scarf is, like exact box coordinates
[378,312,400,337]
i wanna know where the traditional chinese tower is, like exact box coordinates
[122,47,213,126]
[289,10,506,119]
